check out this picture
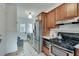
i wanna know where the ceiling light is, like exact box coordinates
[28,14,32,19]
[28,12,32,19]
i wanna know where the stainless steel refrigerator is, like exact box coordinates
[33,21,42,53]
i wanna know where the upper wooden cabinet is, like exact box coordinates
[66,3,77,18]
[50,10,56,28]
[37,12,49,36]
[56,4,66,21]
[47,12,51,28]
[56,6,61,21]
[56,3,78,21]
[77,3,79,16]
[37,3,79,36]
[47,10,56,28]
[60,4,66,20]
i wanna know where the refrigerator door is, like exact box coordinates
[34,39,40,53]
[39,22,42,53]
[36,22,39,41]
[33,21,42,53]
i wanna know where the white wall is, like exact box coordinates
[5,4,17,54]
[0,3,7,56]
[0,4,17,55]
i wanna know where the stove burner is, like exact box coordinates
[50,38,79,52]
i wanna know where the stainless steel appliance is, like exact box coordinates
[33,21,42,53]
[49,32,79,56]
[50,43,74,56]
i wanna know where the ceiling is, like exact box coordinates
[17,3,62,18]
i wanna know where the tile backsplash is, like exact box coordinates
[50,17,79,36]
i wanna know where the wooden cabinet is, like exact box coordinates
[50,10,56,28]
[77,3,79,16]
[66,3,77,18]
[56,3,77,21]
[60,4,66,20]
[47,10,56,28]
[42,36,50,55]
[56,4,66,21]
[42,46,49,56]
[75,49,79,56]
[56,6,61,21]
[42,13,48,36]
[37,3,79,36]
[37,12,49,36]
[47,12,51,28]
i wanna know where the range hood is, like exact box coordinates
[56,17,79,25]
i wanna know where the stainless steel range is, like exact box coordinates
[49,32,79,56]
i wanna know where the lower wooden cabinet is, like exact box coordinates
[42,46,49,56]
[74,49,79,56]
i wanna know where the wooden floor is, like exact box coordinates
[5,41,45,56]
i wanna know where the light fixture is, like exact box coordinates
[28,12,32,19]
[25,11,34,19]
[28,14,32,19]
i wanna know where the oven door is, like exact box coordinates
[51,45,68,56]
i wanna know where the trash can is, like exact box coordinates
[17,37,24,48]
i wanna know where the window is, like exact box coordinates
[20,24,25,32]
[27,24,33,33]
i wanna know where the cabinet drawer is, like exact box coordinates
[42,46,49,56]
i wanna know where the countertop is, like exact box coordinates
[42,36,54,40]
[74,44,79,49]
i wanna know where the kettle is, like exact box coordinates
[57,34,62,42]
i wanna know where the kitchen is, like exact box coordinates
[1,3,79,56]
[0,1,79,59]
[35,3,79,56]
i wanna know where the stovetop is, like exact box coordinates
[50,33,79,53]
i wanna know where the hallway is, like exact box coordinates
[17,41,45,56]
[6,40,45,56]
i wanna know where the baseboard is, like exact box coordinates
[4,50,18,56]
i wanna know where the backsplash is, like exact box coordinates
[57,23,79,33]
[50,17,79,35]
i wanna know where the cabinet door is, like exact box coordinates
[60,4,66,20]
[47,13,51,28]
[41,13,48,36]
[66,3,77,18]
[56,7,61,21]
[77,3,79,16]
[41,14,49,36]
[49,12,53,28]
[75,49,79,56]
[47,11,56,28]
[42,46,49,56]
[50,10,56,28]
[43,14,47,36]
